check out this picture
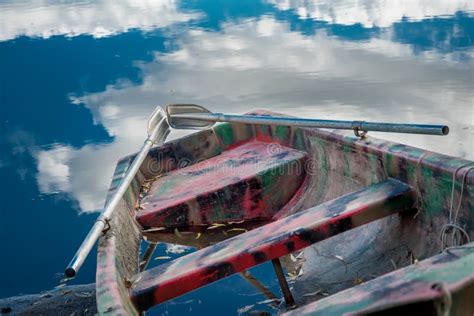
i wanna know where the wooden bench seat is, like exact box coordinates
[130,179,415,311]
[136,140,307,229]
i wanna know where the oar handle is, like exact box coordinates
[172,113,449,136]
[357,121,448,136]
[65,219,106,277]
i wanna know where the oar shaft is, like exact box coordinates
[65,110,169,278]
[173,113,449,136]
[65,136,155,277]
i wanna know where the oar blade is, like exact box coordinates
[165,104,215,130]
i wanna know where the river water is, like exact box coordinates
[0,1,473,315]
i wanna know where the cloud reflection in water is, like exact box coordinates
[31,3,474,214]
[0,0,201,41]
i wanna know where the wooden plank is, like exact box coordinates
[283,242,474,315]
[131,179,415,311]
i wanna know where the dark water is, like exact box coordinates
[0,0,473,314]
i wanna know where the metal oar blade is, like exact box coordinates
[166,104,215,130]
[165,104,449,136]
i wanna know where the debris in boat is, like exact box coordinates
[143,227,166,233]
[290,254,297,262]
[303,289,322,297]
[137,202,148,210]
[154,256,172,260]
[62,290,72,296]
[298,267,304,277]
[143,235,148,241]
[195,232,201,239]
[207,223,226,230]
[166,244,192,254]
[390,259,397,270]
[354,278,364,285]
[226,228,248,233]
[228,220,245,224]
[237,304,255,314]
[313,248,347,272]
[256,298,280,305]
[123,278,132,288]
[174,228,182,237]
[134,275,142,283]
[295,251,304,259]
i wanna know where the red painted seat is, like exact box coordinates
[131,179,415,311]
[136,140,307,229]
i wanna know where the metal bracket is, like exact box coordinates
[98,217,111,233]
[352,121,367,138]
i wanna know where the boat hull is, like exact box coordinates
[96,110,473,314]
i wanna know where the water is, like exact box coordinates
[0,0,473,314]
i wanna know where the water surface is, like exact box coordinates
[0,0,473,314]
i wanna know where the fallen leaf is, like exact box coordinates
[297,267,304,277]
[303,289,321,297]
[226,228,248,233]
[195,233,201,240]
[257,298,280,305]
[237,304,254,315]
[207,223,226,230]
[143,227,165,233]
[228,220,245,224]
[354,278,364,285]
[154,256,172,260]
[296,251,304,259]
[174,228,182,237]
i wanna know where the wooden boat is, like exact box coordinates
[94,109,473,315]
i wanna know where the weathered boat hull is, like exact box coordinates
[96,110,473,315]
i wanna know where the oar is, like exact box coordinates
[165,104,449,136]
[64,107,170,277]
